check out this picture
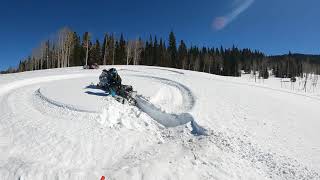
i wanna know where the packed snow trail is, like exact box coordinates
[0,66,319,180]
[35,88,97,113]
[33,73,201,129]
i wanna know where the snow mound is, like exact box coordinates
[149,85,183,113]
[130,75,195,113]
[136,95,208,135]
[97,97,155,130]
[136,94,192,127]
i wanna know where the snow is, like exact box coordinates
[0,65,319,180]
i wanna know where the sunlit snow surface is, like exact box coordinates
[0,66,319,180]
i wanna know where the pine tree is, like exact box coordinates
[90,40,102,64]
[116,34,126,64]
[71,32,83,66]
[144,35,153,65]
[178,40,187,69]
[107,34,115,65]
[102,33,108,65]
[153,36,160,66]
[168,31,177,68]
[115,40,120,64]
[159,38,165,67]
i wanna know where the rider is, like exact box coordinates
[108,68,122,90]
[99,68,122,96]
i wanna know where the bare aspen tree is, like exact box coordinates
[56,31,62,68]
[31,50,36,70]
[103,35,108,65]
[31,47,41,70]
[252,60,258,82]
[40,42,45,69]
[112,37,116,65]
[55,27,74,68]
[45,40,50,69]
[304,73,308,92]
[202,56,206,72]
[126,40,135,65]
[193,56,200,71]
[66,30,74,67]
[203,53,213,73]
[133,39,143,65]
[83,32,90,66]
[181,57,187,70]
[181,52,188,70]
[312,75,318,92]
[57,29,63,68]
[302,60,311,92]
[50,39,56,68]
[62,29,67,67]
[38,40,50,70]
[188,55,193,70]
[208,54,214,74]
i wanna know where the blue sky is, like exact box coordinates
[1,0,320,70]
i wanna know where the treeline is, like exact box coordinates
[2,27,320,78]
[270,53,320,78]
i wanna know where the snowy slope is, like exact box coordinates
[0,66,319,180]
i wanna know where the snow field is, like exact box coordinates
[0,66,319,179]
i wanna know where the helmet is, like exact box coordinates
[109,68,117,77]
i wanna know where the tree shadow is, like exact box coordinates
[85,91,109,97]
[84,84,111,97]
[85,84,101,90]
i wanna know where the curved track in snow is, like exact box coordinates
[31,73,200,130]
[35,88,97,113]
[131,75,195,112]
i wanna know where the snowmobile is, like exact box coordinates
[83,63,100,69]
[96,68,137,105]
[114,85,137,105]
